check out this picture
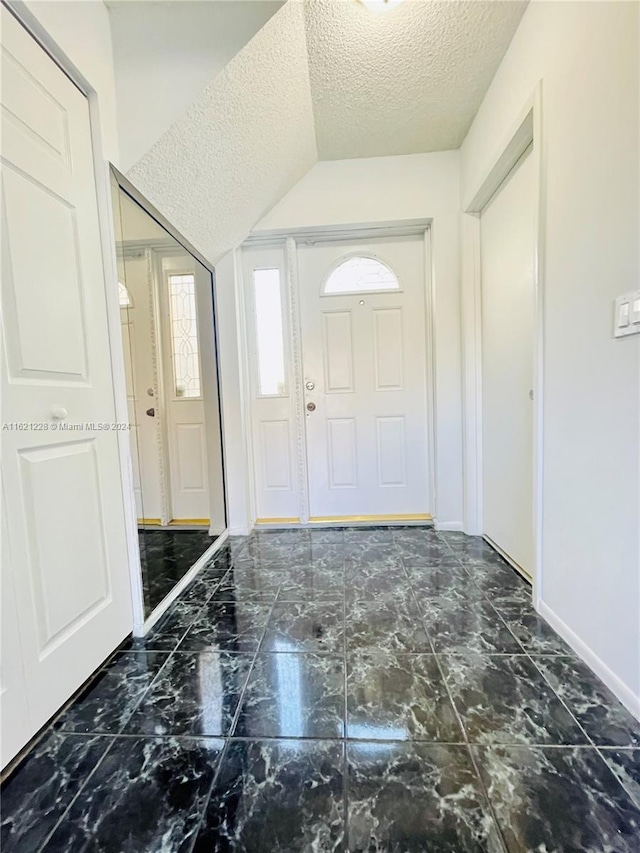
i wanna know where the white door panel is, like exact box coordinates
[481,146,535,576]
[159,254,211,522]
[1,8,133,767]
[121,252,163,521]
[299,237,431,521]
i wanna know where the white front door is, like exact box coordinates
[1,8,133,767]
[480,146,535,577]
[298,237,431,522]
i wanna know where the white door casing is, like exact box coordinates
[298,237,431,521]
[1,481,32,765]
[0,8,133,767]
[480,145,536,576]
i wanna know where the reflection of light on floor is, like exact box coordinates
[199,654,223,735]
[348,724,408,741]
[273,639,304,737]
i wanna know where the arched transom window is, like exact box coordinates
[323,255,400,295]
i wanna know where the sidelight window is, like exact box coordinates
[253,268,287,396]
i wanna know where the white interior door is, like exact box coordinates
[1,8,133,767]
[298,237,431,521]
[159,253,210,522]
[481,146,535,577]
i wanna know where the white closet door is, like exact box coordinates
[0,8,133,767]
[481,146,536,577]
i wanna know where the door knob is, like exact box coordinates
[306,402,316,412]
[50,405,67,420]
[305,381,315,391]
[146,407,155,417]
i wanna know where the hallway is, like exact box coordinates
[3,527,639,851]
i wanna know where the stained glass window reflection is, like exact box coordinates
[118,280,132,307]
[323,256,399,295]
[168,273,201,398]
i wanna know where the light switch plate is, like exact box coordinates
[614,290,640,338]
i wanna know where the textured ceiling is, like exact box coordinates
[304,0,528,160]
[127,0,316,263]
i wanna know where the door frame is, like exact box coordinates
[241,221,437,527]
[461,82,545,605]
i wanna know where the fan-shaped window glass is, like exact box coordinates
[323,256,400,295]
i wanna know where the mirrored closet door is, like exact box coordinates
[110,171,226,618]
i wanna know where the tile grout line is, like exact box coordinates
[30,554,239,848]
[182,736,235,853]
[42,547,259,851]
[182,540,274,853]
[14,528,637,850]
[35,733,119,853]
[342,559,349,850]
[422,533,510,853]
[523,649,598,748]
[435,535,638,840]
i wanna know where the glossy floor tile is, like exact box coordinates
[46,736,223,852]
[124,651,254,737]
[473,745,640,852]
[236,653,345,738]
[140,528,218,616]
[347,741,503,852]
[441,652,589,746]
[192,739,345,852]
[3,528,639,852]
[346,652,462,742]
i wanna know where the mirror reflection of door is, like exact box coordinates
[111,174,226,617]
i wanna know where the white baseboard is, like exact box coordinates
[228,525,252,536]
[538,600,640,722]
[138,530,229,636]
[434,520,464,532]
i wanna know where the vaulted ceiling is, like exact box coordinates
[108,0,527,261]
[305,0,527,159]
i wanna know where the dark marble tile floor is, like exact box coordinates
[3,527,639,852]
[139,528,218,616]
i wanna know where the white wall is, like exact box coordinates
[108,0,284,171]
[254,151,464,528]
[19,0,120,163]
[461,0,640,711]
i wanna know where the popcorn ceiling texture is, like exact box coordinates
[127,0,316,263]
[126,0,527,260]
[304,0,527,160]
